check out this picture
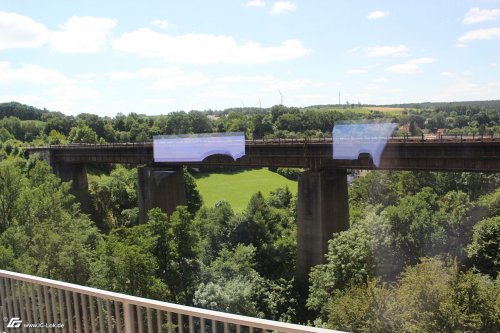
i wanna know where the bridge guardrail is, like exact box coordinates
[0,269,342,333]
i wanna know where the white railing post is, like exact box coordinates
[123,302,135,333]
[0,277,6,332]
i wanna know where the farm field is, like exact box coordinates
[362,106,406,112]
[193,168,297,211]
[301,106,404,117]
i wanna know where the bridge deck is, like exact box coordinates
[26,137,500,172]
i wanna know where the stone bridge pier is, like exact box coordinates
[53,162,88,191]
[51,162,93,215]
[137,166,187,223]
[296,169,349,291]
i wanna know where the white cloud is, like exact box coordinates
[387,64,420,74]
[0,12,48,49]
[365,45,409,57]
[217,75,274,83]
[138,67,209,90]
[267,78,312,90]
[48,85,102,112]
[373,77,387,82]
[73,72,101,84]
[386,57,436,74]
[294,93,323,101]
[364,84,379,91]
[347,69,368,74]
[103,66,210,90]
[112,28,311,64]
[50,16,116,53]
[199,85,239,99]
[142,98,177,105]
[106,71,136,80]
[216,74,313,91]
[458,27,500,43]
[247,0,265,7]
[367,11,388,19]
[0,61,107,114]
[270,1,296,15]
[0,94,44,106]
[0,13,116,53]
[463,8,500,24]
[0,61,69,85]
[411,57,436,64]
[151,19,177,30]
[385,88,402,93]
[436,72,500,101]
[75,73,101,80]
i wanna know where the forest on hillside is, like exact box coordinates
[0,101,499,147]
[0,101,499,332]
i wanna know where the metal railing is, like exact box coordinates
[0,270,342,333]
[24,133,500,151]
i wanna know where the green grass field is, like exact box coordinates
[193,168,298,212]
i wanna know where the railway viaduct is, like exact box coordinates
[26,137,500,290]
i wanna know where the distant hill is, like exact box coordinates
[0,102,49,120]
[1,100,499,120]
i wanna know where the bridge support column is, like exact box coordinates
[296,169,349,291]
[53,162,88,191]
[138,166,187,223]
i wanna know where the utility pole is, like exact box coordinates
[338,91,340,105]
[279,90,283,105]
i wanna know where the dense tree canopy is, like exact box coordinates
[1,101,498,146]
[0,100,498,330]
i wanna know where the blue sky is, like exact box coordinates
[0,0,499,116]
